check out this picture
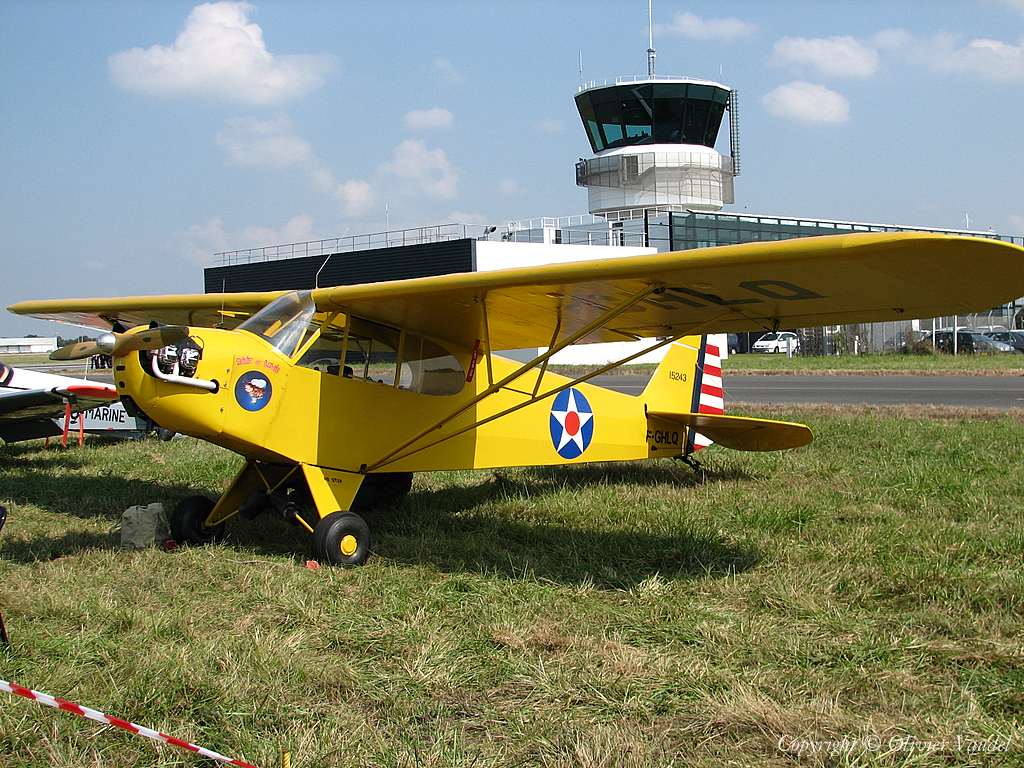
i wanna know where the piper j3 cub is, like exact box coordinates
[11,233,1024,565]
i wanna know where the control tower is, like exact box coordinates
[574,76,740,215]
[573,8,740,216]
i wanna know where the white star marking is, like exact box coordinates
[550,389,593,454]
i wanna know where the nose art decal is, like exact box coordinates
[235,370,273,411]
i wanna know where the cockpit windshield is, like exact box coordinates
[238,291,316,357]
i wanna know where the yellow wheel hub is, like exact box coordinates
[339,534,358,557]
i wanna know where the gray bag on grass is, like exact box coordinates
[119,503,169,549]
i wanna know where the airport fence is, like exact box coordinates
[752,305,1023,357]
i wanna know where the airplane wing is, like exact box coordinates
[6,291,284,332]
[10,233,1024,350]
[0,383,118,424]
[308,232,1024,349]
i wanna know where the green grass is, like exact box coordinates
[1,409,1022,767]
[553,352,1024,379]
[1,353,58,366]
[724,353,1024,375]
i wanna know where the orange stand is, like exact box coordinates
[61,403,72,448]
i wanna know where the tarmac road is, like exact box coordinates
[21,364,1024,409]
[593,374,1024,409]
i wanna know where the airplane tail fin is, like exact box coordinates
[642,335,723,455]
[643,336,813,455]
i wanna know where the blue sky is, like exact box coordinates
[3,0,1024,335]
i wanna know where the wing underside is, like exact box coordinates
[0,386,118,424]
[9,233,1024,352]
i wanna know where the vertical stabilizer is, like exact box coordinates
[688,338,724,453]
[642,336,725,455]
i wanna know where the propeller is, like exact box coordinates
[50,326,191,361]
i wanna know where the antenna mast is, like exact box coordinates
[647,0,656,77]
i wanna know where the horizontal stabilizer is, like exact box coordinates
[648,410,813,452]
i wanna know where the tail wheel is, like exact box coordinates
[169,495,226,544]
[313,511,371,566]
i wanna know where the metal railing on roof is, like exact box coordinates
[213,223,498,266]
[577,74,726,93]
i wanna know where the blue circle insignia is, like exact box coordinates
[549,387,594,460]
[234,370,273,412]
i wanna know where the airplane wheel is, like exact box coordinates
[313,511,371,566]
[169,495,225,544]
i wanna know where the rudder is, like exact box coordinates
[642,335,725,454]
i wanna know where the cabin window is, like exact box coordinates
[295,317,347,374]
[343,317,400,385]
[238,291,316,357]
[400,335,465,396]
[291,312,465,395]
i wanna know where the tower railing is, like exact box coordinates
[577,74,724,93]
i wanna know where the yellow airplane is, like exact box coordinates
[9,232,1024,565]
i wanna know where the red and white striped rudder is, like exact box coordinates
[692,339,724,452]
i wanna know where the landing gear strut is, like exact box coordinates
[174,462,412,565]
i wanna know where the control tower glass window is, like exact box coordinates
[575,83,730,153]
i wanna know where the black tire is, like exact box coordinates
[351,472,413,512]
[156,428,176,442]
[313,511,371,566]
[169,495,225,544]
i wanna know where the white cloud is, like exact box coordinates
[871,28,914,52]
[920,34,1024,82]
[1009,214,1024,231]
[762,81,850,124]
[535,118,564,134]
[875,28,1024,82]
[498,179,522,197]
[403,107,454,131]
[657,12,755,42]
[217,115,313,168]
[433,57,463,82]
[109,1,334,105]
[382,139,458,199]
[773,36,879,78]
[180,213,316,265]
[241,212,316,247]
[445,211,491,226]
[216,115,374,216]
[334,180,375,218]
[993,0,1024,14]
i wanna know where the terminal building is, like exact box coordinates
[0,337,58,355]
[205,55,1024,362]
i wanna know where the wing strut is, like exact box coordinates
[363,284,661,471]
[365,308,730,472]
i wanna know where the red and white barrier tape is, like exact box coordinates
[0,678,258,768]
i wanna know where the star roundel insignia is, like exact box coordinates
[549,387,594,460]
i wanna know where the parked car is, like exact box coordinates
[979,329,1024,352]
[929,330,1015,354]
[752,331,800,354]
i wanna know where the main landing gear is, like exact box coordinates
[312,511,371,566]
[169,462,412,566]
